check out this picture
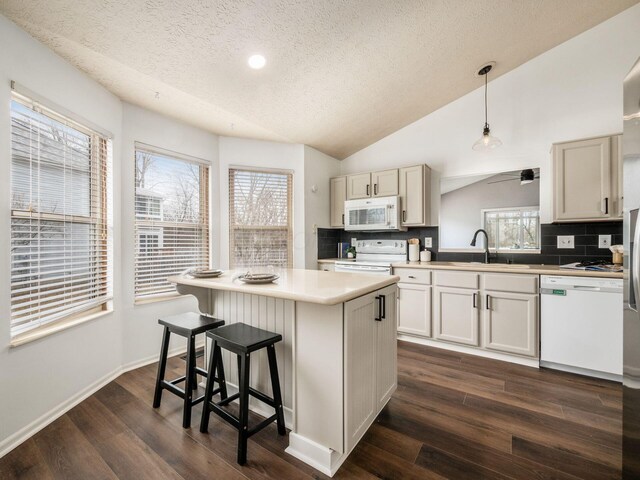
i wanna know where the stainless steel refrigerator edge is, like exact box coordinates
[623,56,640,478]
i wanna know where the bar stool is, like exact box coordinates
[153,312,227,428]
[200,322,286,465]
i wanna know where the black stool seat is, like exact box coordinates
[153,312,227,428]
[208,323,282,353]
[159,312,225,336]
[200,322,286,465]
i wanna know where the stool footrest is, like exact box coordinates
[209,403,240,429]
[247,414,278,437]
[218,392,240,406]
[169,375,187,386]
[195,367,208,377]
[162,380,185,399]
[248,387,276,408]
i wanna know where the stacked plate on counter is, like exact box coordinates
[188,268,224,278]
[236,272,280,284]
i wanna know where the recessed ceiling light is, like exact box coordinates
[248,54,266,70]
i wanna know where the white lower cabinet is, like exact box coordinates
[433,286,480,346]
[344,284,397,452]
[483,291,538,357]
[395,268,540,361]
[317,262,335,272]
[397,283,431,337]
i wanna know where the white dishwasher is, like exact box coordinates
[540,275,622,380]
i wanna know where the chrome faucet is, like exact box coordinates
[470,229,491,264]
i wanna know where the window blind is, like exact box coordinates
[10,93,112,336]
[134,147,210,299]
[229,168,293,268]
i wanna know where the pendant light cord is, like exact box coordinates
[484,71,488,128]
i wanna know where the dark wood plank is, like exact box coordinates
[33,415,118,480]
[0,438,54,480]
[512,436,621,480]
[360,423,423,463]
[415,443,512,480]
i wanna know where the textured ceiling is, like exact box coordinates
[0,0,637,159]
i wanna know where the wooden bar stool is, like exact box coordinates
[153,312,227,428]
[200,322,286,465]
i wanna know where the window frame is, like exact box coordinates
[9,89,113,340]
[133,143,210,302]
[481,205,541,254]
[228,167,293,269]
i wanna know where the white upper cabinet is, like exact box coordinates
[330,176,347,227]
[399,164,431,226]
[371,169,399,197]
[346,173,371,200]
[553,134,622,222]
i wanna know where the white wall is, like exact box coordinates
[120,103,219,366]
[218,137,306,269]
[303,146,341,268]
[0,14,123,452]
[341,4,640,224]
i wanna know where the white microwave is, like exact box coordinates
[344,196,407,231]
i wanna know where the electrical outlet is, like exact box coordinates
[598,234,612,249]
[351,237,357,246]
[557,235,575,249]
[424,237,433,248]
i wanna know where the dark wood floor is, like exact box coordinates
[0,340,622,479]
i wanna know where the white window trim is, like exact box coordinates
[481,205,541,254]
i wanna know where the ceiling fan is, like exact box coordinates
[488,169,539,185]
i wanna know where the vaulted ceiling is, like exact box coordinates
[1,0,636,159]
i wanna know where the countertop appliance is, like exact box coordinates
[623,56,640,478]
[335,239,407,275]
[344,196,407,232]
[541,275,622,380]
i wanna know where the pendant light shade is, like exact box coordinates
[472,64,501,152]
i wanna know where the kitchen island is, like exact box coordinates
[169,269,399,477]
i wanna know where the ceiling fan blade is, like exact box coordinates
[488,178,517,184]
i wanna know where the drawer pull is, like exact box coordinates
[472,293,478,309]
[486,294,491,310]
[408,275,416,279]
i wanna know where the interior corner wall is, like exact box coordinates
[0,13,123,453]
[340,4,640,225]
[120,102,219,367]
[218,136,306,269]
[303,146,341,269]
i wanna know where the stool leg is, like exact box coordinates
[200,341,220,433]
[190,334,198,390]
[237,352,251,465]
[183,335,196,428]
[267,344,286,435]
[216,346,228,400]
[152,327,171,408]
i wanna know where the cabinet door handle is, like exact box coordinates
[374,295,382,321]
[486,294,491,310]
[374,184,378,195]
[381,294,386,319]
[366,184,370,196]
[472,293,477,309]
[402,210,407,222]
[342,213,344,225]
[604,197,609,215]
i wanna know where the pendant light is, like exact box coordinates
[472,63,502,152]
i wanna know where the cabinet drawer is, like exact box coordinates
[483,273,538,294]
[434,271,479,289]
[394,268,431,285]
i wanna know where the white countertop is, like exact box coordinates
[392,261,623,279]
[169,268,399,305]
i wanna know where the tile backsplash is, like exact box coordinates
[317,221,623,265]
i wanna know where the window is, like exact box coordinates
[482,206,540,252]
[134,145,210,299]
[229,168,293,268]
[10,91,112,336]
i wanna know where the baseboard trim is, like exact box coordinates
[398,334,540,368]
[0,344,195,459]
[540,361,622,382]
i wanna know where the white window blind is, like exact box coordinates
[229,168,293,268]
[10,93,112,336]
[483,206,541,252]
[134,146,210,299]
